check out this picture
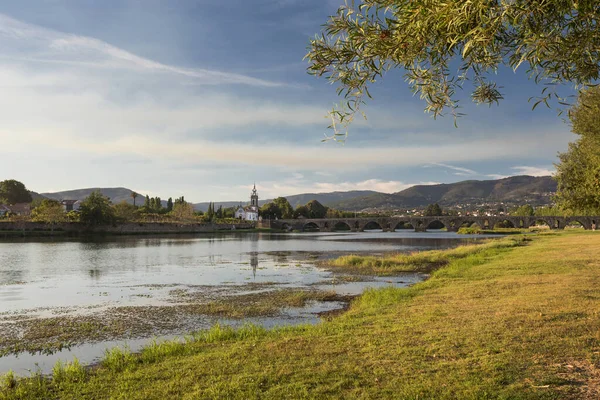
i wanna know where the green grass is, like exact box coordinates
[2,231,600,399]
[326,235,530,274]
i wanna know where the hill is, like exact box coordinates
[330,176,557,210]
[39,177,556,212]
[193,191,378,212]
[42,187,141,205]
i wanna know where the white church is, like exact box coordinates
[235,184,260,221]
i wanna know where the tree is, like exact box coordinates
[307,1,600,138]
[273,197,294,219]
[555,87,600,214]
[223,207,235,218]
[0,180,32,204]
[31,199,66,229]
[130,192,138,207]
[535,206,567,217]
[305,200,328,219]
[294,205,309,219]
[113,201,137,222]
[167,197,174,212]
[424,203,443,216]
[144,195,150,209]
[78,191,115,226]
[511,205,535,217]
[172,202,195,222]
[260,202,281,219]
[206,202,214,221]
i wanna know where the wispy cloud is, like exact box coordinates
[1,128,569,172]
[486,174,509,180]
[511,166,555,177]
[0,13,285,87]
[426,163,478,176]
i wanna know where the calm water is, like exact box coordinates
[0,231,491,374]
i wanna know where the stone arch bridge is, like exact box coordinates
[268,216,598,232]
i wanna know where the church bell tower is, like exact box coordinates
[250,184,258,208]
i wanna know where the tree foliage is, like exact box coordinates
[555,87,600,214]
[172,201,195,222]
[305,200,329,219]
[31,199,66,225]
[294,205,310,219]
[511,204,535,216]
[0,180,33,205]
[273,197,294,219]
[79,191,115,226]
[260,202,282,219]
[130,192,139,207]
[424,203,443,216]
[113,201,138,222]
[307,1,600,138]
[206,202,215,221]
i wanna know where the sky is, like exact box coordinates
[0,0,576,203]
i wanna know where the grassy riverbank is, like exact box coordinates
[2,231,599,399]
[326,236,528,274]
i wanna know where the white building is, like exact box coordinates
[61,200,81,212]
[235,185,259,221]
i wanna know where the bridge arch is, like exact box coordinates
[494,219,515,229]
[393,221,414,231]
[566,219,585,229]
[332,221,352,231]
[565,218,590,230]
[532,218,552,229]
[361,221,383,231]
[511,218,525,228]
[302,222,320,232]
[425,220,446,230]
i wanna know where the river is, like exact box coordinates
[0,230,494,374]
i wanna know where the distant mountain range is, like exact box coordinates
[328,176,557,210]
[38,176,556,212]
[42,187,141,205]
[192,190,378,212]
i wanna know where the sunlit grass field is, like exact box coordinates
[1,231,599,399]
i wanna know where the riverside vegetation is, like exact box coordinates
[1,231,599,399]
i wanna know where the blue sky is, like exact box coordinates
[0,1,574,202]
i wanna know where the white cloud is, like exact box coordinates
[511,166,555,177]
[0,128,570,172]
[485,174,509,180]
[426,163,478,176]
[0,13,285,87]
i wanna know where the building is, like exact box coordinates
[61,200,81,212]
[0,205,10,217]
[235,184,260,221]
[6,203,31,216]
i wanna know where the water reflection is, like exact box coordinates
[250,252,258,279]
